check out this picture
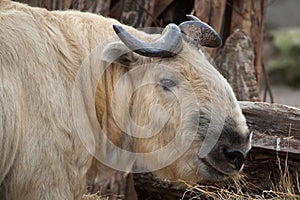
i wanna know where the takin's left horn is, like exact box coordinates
[179,15,222,48]
[113,23,183,58]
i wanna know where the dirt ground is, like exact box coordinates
[263,85,300,107]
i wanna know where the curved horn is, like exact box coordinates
[179,15,222,48]
[113,24,183,58]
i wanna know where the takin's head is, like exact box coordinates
[99,15,252,184]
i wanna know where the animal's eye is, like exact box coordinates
[159,78,177,91]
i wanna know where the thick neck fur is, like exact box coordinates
[94,64,130,148]
[0,0,135,197]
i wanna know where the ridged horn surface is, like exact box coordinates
[179,15,222,48]
[113,24,183,58]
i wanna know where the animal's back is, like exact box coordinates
[0,0,138,198]
[0,1,94,198]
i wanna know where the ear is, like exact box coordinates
[101,42,138,68]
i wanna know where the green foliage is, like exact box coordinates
[266,28,300,87]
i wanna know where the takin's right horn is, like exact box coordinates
[179,15,222,48]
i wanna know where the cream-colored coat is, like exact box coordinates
[0,0,250,199]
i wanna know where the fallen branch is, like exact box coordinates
[239,101,300,139]
[239,101,300,154]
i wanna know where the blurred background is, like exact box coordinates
[264,0,300,107]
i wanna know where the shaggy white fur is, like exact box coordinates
[0,0,250,199]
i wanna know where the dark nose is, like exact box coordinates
[223,149,245,170]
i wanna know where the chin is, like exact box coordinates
[196,160,230,184]
[196,159,244,185]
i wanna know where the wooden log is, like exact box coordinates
[88,172,138,200]
[253,132,300,154]
[239,101,300,140]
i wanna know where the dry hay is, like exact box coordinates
[182,174,300,200]
[82,191,109,200]
[182,151,300,200]
[84,150,300,200]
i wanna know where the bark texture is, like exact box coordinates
[119,0,155,27]
[215,30,260,101]
[37,0,111,16]
[230,0,267,87]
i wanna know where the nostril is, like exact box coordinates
[223,149,245,170]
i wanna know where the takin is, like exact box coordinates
[0,0,252,199]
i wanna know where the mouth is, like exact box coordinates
[201,157,239,177]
